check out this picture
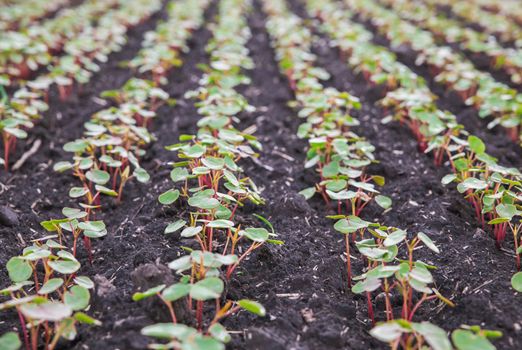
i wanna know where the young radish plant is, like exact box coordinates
[341,223,453,325]
[370,320,502,350]
[0,237,99,350]
[40,207,109,262]
[133,247,268,349]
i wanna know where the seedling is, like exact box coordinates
[40,212,107,262]
[346,225,453,325]
[370,320,502,350]
[0,238,99,350]
[134,277,265,349]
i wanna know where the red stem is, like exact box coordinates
[366,291,375,326]
[17,309,30,350]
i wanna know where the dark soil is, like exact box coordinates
[0,0,521,349]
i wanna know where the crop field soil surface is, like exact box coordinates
[1,0,522,349]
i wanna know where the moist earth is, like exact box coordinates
[0,0,521,349]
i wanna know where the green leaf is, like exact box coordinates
[85,169,110,185]
[53,161,74,172]
[183,336,225,350]
[352,278,381,294]
[189,277,224,301]
[188,196,220,209]
[373,175,385,186]
[74,312,101,325]
[240,228,269,242]
[495,204,520,220]
[165,220,186,234]
[457,178,487,193]
[7,257,32,283]
[370,321,408,342]
[209,323,231,343]
[488,218,510,225]
[206,220,234,229]
[170,167,189,182]
[62,207,87,220]
[38,278,64,295]
[141,323,196,339]
[334,216,371,234]
[375,195,392,209]
[159,189,180,205]
[20,248,51,261]
[383,229,406,246]
[324,179,347,192]
[132,285,166,301]
[134,167,150,183]
[201,157,225,170]
[326,189,357,200]
[183,144,206,158]
[223,170,239,187]
[0,281,33,295]
[417,232,440,253]
[95,185,118,197]
[410,265,433,284]
[162,284,191,302]
[20,302,72,321]
[2,127,27,139]
[78,221,105,232]
[511,272,522,292]
[181,226,203,238]
[452,329,496,350]
[63,140,88,153]
[69,187,89,198]
[237,299,266,316]
[253,214,275,234]
[441,174,457,185]
[0,332,21,350]
[48,259,81,275]
[168,256,192,272]
[366,265,400,279]
[468,136,485,155]
[64,285,90,311]
[411,322,451,350]
[74,276,94,289]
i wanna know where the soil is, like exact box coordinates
[0,0,521,349]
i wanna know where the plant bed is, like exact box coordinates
[0,0,521,349]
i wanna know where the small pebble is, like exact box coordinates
[0,206,19,227]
